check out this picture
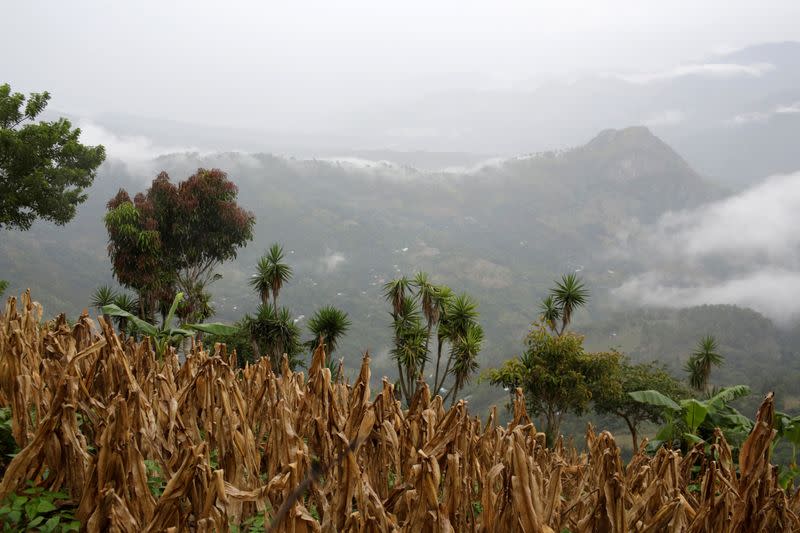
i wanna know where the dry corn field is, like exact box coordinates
[1,291,799,532]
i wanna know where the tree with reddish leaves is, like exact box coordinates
[104,168,255,324]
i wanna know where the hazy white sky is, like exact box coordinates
[3,0,800,130]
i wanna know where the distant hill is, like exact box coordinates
[0,126,787,418]
[335,42,800,187]
[66,42,800,188]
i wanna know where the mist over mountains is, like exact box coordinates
[4,111,800,412]
[67,42,800,190]
[614,170,800,325]
[3,40,800,415]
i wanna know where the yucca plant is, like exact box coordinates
[306,305,351,363]
[551,273,589,335]
[684,335,724,392]
[91,285,118,323]
[249,243,293,308]
[247,303,303,370]
[110,292,138,333]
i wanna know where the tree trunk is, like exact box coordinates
[545,409,561,447]
[432,337,444,395]
[397,361,409,405]
[448,385,460,408]
[435,354,453,397]
[421,321,433,378]
[250,338,261,364]
[623,415,639,453]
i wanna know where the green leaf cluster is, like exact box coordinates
[103,292,237,358]
[593,359,689,451]
[0,406,16,474]
[486,323,620,444]
[384,273,483,405]
[628,385,753,452]
[0,83,106,230]
[0,485,79,532]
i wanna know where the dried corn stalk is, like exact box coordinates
[0,292,798,532]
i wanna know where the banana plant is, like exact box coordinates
[629,385,753,453]
[102,292,238,358]
[774,412,800,489]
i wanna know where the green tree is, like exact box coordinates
[538,295,561,333]
[0,84,105,230]
[383,276,411,317]
[444,322,484,406]
[412,272,439,359]
[433,293,480,396]
[430,285,454,390]
[389,297,428,402]
[486,324,620,445]
[250,243,293,308]
[247,303,303,371]
[593,359,688,451]
[684,335,724,392]
[385,274,483,406]
[306,305,351,363]
[549,273,589,335]
[90,285,118,324]
[104,169,255,323]
[0,280,7,298]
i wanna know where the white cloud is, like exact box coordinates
[77,121,198,164]
[728,111,770,125]
[776,102,800,115]
[642,110,686,127]
[618,62,774,84]
[613,171,800,324]
[320,250,346,273]
[615,269,800,326]
[652,172,800,262]
[726,101,800,125]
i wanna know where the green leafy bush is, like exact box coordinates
[0,407,16,474]
[0,485,79,532]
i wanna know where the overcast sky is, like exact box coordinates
[3,0,800,131]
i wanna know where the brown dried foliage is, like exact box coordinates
[1,291,799,532]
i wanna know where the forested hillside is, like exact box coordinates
[3,125,792,424]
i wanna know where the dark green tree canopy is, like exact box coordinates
[593,358,689,451]
[0,83,106,230]
[105,168,255,321]
[487,323,620,444]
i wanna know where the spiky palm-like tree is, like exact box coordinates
[539,295,561,334]
[249,243,293,308]
[434,293,479,395]
[413,272,439,327]
[388,296,428,401]
[391,316,428,401]
[551,273,589,335]
[412,272,441,372]
[684,335,723,392]
[111,292,138,333]
[248,303,302,371]
[431,285,454,389]
[383,276,411,317]
[445,322,484,406]
[91,285,118,325]
[306,305,351,362]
